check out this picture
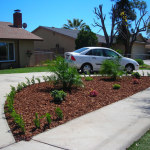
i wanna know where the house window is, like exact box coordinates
[0,42,15,62]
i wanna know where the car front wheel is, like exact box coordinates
[125,64,134,73]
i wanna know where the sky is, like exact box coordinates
[1,0,150,37]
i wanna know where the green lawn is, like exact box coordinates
[139,64,150,70]
[127,129,150,150]
[0,66,49,74]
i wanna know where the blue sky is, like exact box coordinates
[1,0,150,37]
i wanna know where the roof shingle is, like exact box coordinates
[0,22,42,41]
[36,26,106,43]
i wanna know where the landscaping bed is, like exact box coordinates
[5,76,150,142]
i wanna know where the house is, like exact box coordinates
[113,34,150,59]
[0,10,42,69]
[32,26,150,60]
[32,26,106,54]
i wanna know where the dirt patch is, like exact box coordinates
[5,76,150,142]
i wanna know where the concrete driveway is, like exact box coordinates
[0,71,150,150]
[144,60,150,65]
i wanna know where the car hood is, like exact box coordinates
[121,57,139,64]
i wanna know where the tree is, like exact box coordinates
[93,4,120,48]
[94,0,149,55]
[114,0,149,55]
[75,26,98,49]
[147,22,150,38]
[63,19,86,30]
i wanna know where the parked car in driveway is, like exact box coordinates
[65,47,139,73]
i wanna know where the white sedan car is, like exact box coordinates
[65,47,139,73]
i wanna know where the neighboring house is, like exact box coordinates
[0,10,42,69]
[113,34,150,59]
[32,26,106,54]
[145,39,150,54]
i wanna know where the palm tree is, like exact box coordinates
[63,19,86,30]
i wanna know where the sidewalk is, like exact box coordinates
[0,71,150,150]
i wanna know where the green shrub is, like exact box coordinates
[75,26,98,49]
[25,77,31,86]
[45,113,52,125]
[42,76,49,82]
[55,107,63,120]
[6,86,16,112]
[100,59,125,80]
[17,83,23,92]
[21,82,27,88]
[31,76,35,84]
[36,77,41,83]
[132,72,141,79]
[147,72,150,77]
[33,113,40,128]
[85,76,93,81]
[11,110,25,133]
[113,84,121,89]
[135,59,144,66]
[51,90,66,102]
[6,97,14,113]
[48,57,83,89]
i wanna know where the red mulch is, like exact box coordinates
[4,76,150,142]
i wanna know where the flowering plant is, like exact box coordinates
[89,89,98,97]
[133,78,139,84]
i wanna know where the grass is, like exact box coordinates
[127,129,150,150]
[139,64,150,70]
[0,66,49,74]
[0,63,149,74]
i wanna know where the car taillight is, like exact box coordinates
[71,55,76,61]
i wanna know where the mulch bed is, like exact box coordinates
[4,76,150,142]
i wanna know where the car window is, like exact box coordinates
[74,48,89,53]
[86,49,103,56]
[103,49,119,57]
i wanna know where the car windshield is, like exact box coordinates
[74,48,88,53]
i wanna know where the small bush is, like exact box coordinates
[55,107,63,120]
[25,77,31,86]
[132,72,141,79]
[100,59,125,80]
[6,98,14,113]
[33,113,40,128]
[6,86,16,112]
[48,57,83,90]
[85,76,93,81]
[17,83,23,92]
[11,110,25,133]
[43,76,49,82]
[45,113,52,125]
[51,90,66,102]
[31,76,35,84]
[89,90,98,97]
[21,82,27,88]
[133,78,139,84]
[113,84,121,89]
[147,72,150,77]
[135,59,144,66]
[36,78,41,83]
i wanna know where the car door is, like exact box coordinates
[85,49,106,71]
[103,49,120,59]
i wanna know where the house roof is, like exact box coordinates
[0,22,42,41]
[33,26,106,43]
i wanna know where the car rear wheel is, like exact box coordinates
[125,64,134,73]
[81,64,93,73]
